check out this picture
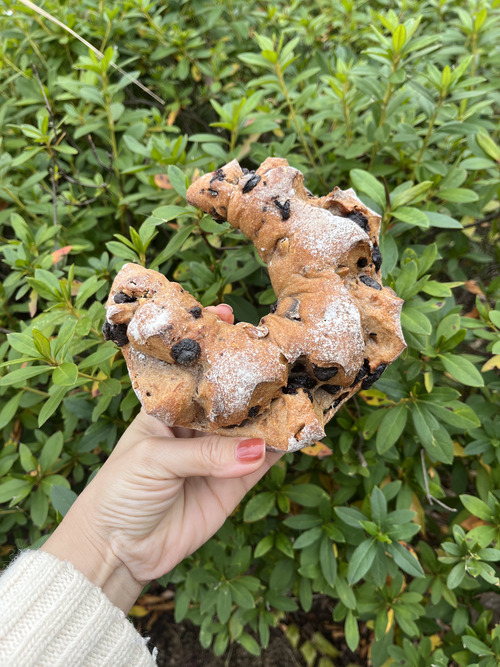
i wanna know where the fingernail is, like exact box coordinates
[236,438,265,462]
[218,304,233,315]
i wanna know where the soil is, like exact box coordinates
[135,589,368,666]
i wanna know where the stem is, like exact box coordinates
[413,96,443,176]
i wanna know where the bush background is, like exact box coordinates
[1,0,500,664]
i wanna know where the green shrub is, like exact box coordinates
[1,0,500,664]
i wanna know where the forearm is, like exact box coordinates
[41,497,143,614]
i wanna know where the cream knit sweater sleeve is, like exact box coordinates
[0,550,158,667]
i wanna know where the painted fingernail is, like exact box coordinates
[218,304,233,315]
[236,438,265,462]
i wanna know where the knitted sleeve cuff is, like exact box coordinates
[0,550,157,666]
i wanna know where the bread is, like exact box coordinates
[103,158,406,451]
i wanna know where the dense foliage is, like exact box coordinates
[1,0,500,664]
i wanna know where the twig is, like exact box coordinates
[87,134,113,171]
[420,449,457,512]
[462,211,499,229]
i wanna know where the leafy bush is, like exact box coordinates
[1,0,500,664]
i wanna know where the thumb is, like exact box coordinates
[144,434,267,479]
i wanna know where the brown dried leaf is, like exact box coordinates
[154,174,173,190]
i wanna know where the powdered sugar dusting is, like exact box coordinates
[290,201,370,266]
[127,301,174,345]
[205,343,284,421]
[308,290,365,371]
[286,421,326,452]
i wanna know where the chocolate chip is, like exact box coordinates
[241,167,250,175]
[351,359,371,386]
[322,384,341,395]
[332,392,349,408]
[285,298,301,321]
[248,405,260,418]
[313,365,338,381]
[292,361,306,374]
[262,206,267,212]
[171,339,201,365]
[360,275,382,290]
[361,364,387,389]
[242,173,261,193]
[347,210,369,232]
[357,257,368,269]
[102,321,129,347]
[211,206,226,222]
[283,374,317,394]
[113,292,137,304]
[372,246,383,272]
[189,306,202,319]
[209,168,225,184]
[273,199,291,221]
[270,302,278,314]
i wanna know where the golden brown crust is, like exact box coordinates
[104,158,406,451]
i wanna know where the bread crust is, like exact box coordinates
[104,158,406,451]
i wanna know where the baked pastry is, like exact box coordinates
[103,158,406,451]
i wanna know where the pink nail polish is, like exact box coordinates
[236,438,265,462]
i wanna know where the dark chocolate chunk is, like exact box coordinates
[347,210,369,232]
[360,275,382,290]
[285,298,301,321]
[209,168,225,184]
[102,321,129,347]
[211,206,226,222]
[241,167,250,175]
[332,392,349,408]
[322,384,341,395]
[313,365,338,381]
[357,257,368,269]
[283,374,317,394]
[248,405,260,418]
[171,338,201,365]
[242,173,261,193]
[273,199,291,221]
[113,292,137,304]
[372,246,383,272]
[292,361,306,374]
[189,306,202,319]
[207,188,218,197]
[351,359,371,386]
[270,302,278,314]
[361,364,387,389]
[262,206,267,212]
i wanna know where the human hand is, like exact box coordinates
[42,304,283,613]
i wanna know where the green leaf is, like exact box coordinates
[371,487,387,523]
[167,165,187,198]
[462,635,494,656]
[388,542,424,577]
[447,562,466,589]
[293,526,323,549]
[391,181,432,209]
[423,401,480,430]
[0,365,50,387]
[38,385,67,427]
[345,610,360,652]
[52,362,78,386]
[237,632,261,656]
[460,495,494,522]
[243,491,275,522]
[0,392,23,429]
[391,206,429,228]
[476,132,500,162]
[438,188,478,203]
[440,354,484,387]
[40,432,64,472]
[287,484,328,507]
[217,586,232,623]
[78,343,117,371]
[149,224,195,269]
[376,404,408,454]
[19,443,37,473]
[348,539,377,584]
[335,506,366,528]
[319,535,337,586]
[50,485,77,517]
[334,576,357,610]
[401,306,432,335]
[30,485,49,527]
[423,212,463,229]
[350,169,386,210]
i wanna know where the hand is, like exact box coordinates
[42,305,283,613]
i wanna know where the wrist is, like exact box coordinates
[41,500,144,614]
